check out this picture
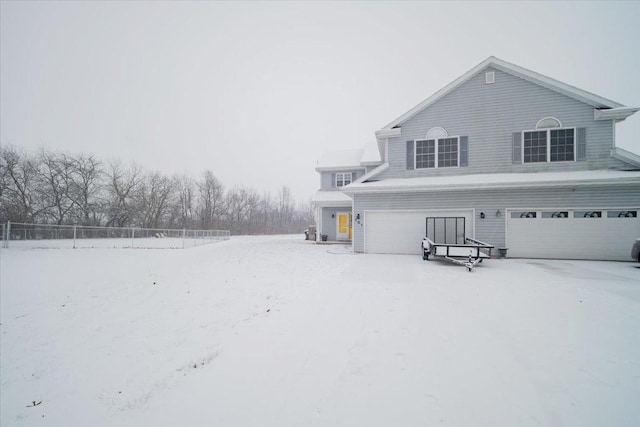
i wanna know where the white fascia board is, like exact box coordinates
[380,56,624,131]
[350,162,389,184]
[361,160,383,167]
[595,107,640,121]
[311,190,353,207]
[375,128,402,139]
[611,147,640,168]
[315,166,366,173]
[342,172,640,195]
[313,200,353,207]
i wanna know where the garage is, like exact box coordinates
[364,209,474,254]
[506,208,640,261]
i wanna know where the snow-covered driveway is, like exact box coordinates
[1,235,639,426]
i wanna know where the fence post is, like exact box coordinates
[182,228,186,249]
[131,227,135,248]
[7,221,11,248]
[73,225,77,249]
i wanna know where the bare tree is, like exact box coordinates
[1,146,44,222]
[276,185,295,233]
[67,153,104,225]
[170,174,195,228]
[225,186,249,234]
[257,191,273,234]
[197,170,225,229]
[138,171,177,229]
[34,150,78,225]
[1,146,313,234]
[105,160,143,227]
[297,199,315,228]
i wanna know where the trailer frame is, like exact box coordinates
[421,217,494,271]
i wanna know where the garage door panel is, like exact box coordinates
[365,210,473,255]
[507,210,639,261]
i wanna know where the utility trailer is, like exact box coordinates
[421,217,494,271]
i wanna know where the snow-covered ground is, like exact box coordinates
[1,235,639,426]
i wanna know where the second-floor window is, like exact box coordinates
[415,137,459,168]
[522,117,575,163]
[336,172,352,187]
[523,128,575,163]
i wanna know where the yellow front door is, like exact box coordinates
[337,212,352,240]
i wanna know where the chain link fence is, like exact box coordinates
[1,222,230,249]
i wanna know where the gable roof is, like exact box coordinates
[316,149,364,171]
[316,141,382,172]
[381,56,626,131]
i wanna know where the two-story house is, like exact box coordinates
[313,56,640,261]
[311,143,381,241]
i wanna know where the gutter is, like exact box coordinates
[342,175,640,195]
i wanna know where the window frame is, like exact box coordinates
[414,136,460,169]
[335,172,353,188]
[521,127,576,164]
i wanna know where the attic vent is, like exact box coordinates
[485,71,495,84]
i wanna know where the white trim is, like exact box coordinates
[611,147,640,168]
[535,117,562,129]
[415,136,461,169]
[341,170,640,195]
[316,166,366,172]
[425,126,448,139]
[521,127,577,164]
[380,56,624,131]
[485,71,495,84]
[505,206,640,255]
[363,208,477,254]
[594,107,640,121]
[375,128,402,139]
[351,162,389,184]
[336,211,351,240]
[335,172,353,188]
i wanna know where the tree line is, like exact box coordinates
[0,146,314,235]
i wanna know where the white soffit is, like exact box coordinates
[594,107,640,121]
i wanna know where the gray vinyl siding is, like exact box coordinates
[351,184,640,253]
[377,67,632,181]
[320,207,350,241]
[320,170,363,191]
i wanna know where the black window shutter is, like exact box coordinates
[459,136,468,166]
[576,128,586,161]
[406,141,414,170]
[512,132,522,164]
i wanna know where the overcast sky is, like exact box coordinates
[2,1,639,202]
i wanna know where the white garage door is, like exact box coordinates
[365,210,474,255]
[507,209,640,261]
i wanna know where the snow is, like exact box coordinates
[344,169,640,193]
[316,149,363,170]
[310,190,352,205]
[1,235,639,426]
[360,140,382,165]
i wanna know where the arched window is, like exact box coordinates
[425,127,448,139]
[535,117,562,129]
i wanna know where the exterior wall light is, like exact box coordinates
[480,212,485,219]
